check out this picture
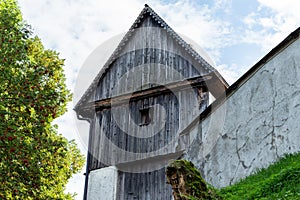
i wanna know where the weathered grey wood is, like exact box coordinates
[89,89,202,166]
[117,168,172,200]
[83,11,215,200]
[93,43,211,102]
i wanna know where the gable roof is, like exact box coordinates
[74,4,228,112]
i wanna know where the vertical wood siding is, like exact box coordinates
[87,13,210,200]
[117,168,173,200]
[94,48,207,101]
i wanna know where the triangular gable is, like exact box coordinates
[74,4,228,112]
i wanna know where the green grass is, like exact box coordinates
[218,153,300,200]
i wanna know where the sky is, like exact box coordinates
[18,0,300,199]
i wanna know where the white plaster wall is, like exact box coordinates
[87,166,118,200]
[184,37,300,188]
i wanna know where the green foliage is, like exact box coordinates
[219,153,300,200]
[0,0,85,199]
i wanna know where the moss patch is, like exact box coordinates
[166,160,222,200]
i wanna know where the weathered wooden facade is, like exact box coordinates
[74,4,228,200]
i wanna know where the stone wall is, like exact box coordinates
[184,36,300,188]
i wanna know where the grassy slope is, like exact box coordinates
[218,153,300,200]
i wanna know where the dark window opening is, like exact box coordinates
[139,107,152,126]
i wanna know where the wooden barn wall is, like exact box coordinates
[85,14,211,200]
[92,14,209,102]
[88,88,206,170]
[117,168,173,200]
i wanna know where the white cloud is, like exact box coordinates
[243,12,257,28]
[215,63,248,85]
[242,1,300,52]
[258,0,300,20]
[212,0,233,13]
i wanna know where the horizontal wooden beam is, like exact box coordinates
[77,75,211,113]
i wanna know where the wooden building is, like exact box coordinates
[74,4,228,200]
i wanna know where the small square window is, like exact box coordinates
[139,107,152,126]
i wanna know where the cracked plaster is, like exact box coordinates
[184,37,300,188]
